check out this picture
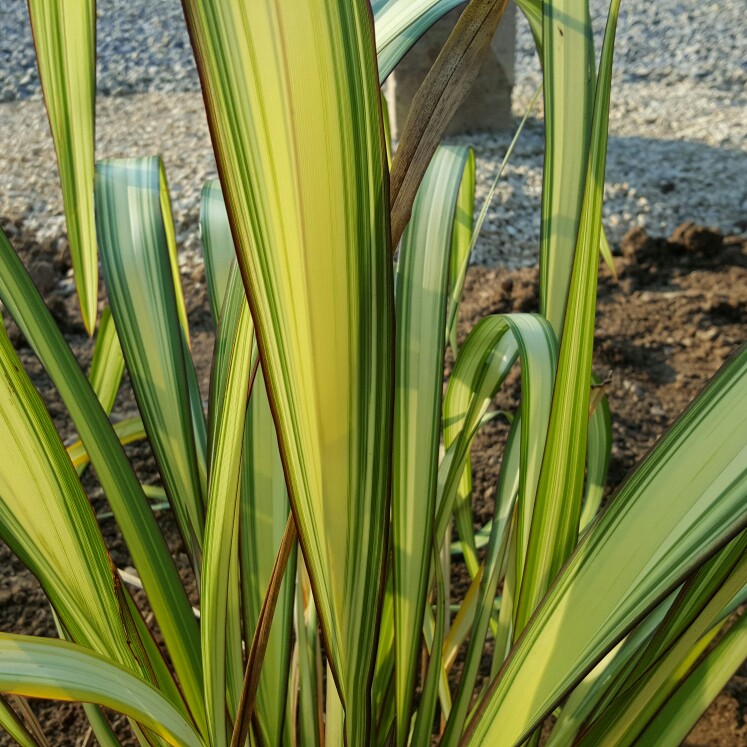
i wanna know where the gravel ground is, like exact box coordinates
[1,0,745,267]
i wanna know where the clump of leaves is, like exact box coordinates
[0,0,745,746]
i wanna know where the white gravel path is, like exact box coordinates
[1,0,745,268]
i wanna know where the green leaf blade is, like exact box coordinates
[0,319,198,735]
[28,0,98,334]
[0,634,202,747]
[182,2,394,739]
[201,268,255,746]
[514,0,621,635]
[0,227,205,735]
[392,143,472,745]
[88,307,125,418]
[464,345,747,746]
[199,180,236,326]
[374,0,464,81]
[637,611,747,747]
[95,157,206,569]
[241,369,296,747]
[538,0,595,334]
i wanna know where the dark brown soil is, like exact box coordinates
[0,218,745,745]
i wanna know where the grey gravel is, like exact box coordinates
[0,0,199,102]
[0,93,215,270]
[1,0,745,269]
[460,0,747,265]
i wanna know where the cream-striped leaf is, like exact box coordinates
[438,313,557,547]
[544,595,674,747]
[538,0,595,334]
[88,307,124,418]
[441,423,520,745]
[27,0,98,334]
[392,143,473,745]
[440,310,557,744]
[445,148,476,354]
[66,416,146,472]
[579,535,747,745]
[618,531,747,696]
[201,266,254,746]
[514,0,542,49]
[0,227,205,734]
[464,344,747,746]
[199,179,235,326]
[240,369,296,747]
[0,321,172,697]
[181,3,393,739]
[410,539,447,747]
[373,0,464,81]
[159,160,192,344]
[514,0,621,633]
[200,175,296,747]
[437,324,517,543]
[0,634,202,747]
[636,611,747,747]
[95,157,206,569]
[294,560,323,747]
[580,383,611,531]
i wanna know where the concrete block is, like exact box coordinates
[382,1,516,138]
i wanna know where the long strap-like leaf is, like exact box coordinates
[199,179,235,326]
[0,321,199,745]
[636,610,747,747]
[374,0,464,81]
[392,143,472,746]
[439,310,557,745]
[182,2,393,739]
[201,267,255,746]
[95,157,206,570]
[0,228,205,736]
[537,0,594,334]
[0,634,202,747]
[513,0,621,634]
[0,316,169,690]
[578,542,747,745]
[389,0,509,247]
[579,380,612,531]
[199,184,295,743]
[463,344,747,746]
[544,595,675,747]
[27,0,98,334]
[0,695,40,747]
[88,307,125,418]
[240,368,296,747]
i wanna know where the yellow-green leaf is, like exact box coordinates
[182,3,394,739]
[538,0,595,334]
[201,267,255,746]
[0,227,205,735]
[0,322,176,702]
[199,180,235,326]
[88,307,124,418]
[95,157,206,569]
[27,0,98,334]
[392,144,473,745]
[514,0,621,634]
[464,345,747,746]
[637,611,747,747]
[240,368,296,747]
[0,634,202,747]
[373,0,464,81]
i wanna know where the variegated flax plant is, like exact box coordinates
[0,0,745,745]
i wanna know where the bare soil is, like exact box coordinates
[0,218,745,745]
